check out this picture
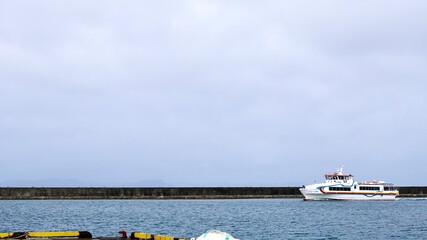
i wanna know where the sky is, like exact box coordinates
[1,1,427,186]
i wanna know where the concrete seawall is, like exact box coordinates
[0,187,425,199]
[398,186,427,197]
[0,187,302,199]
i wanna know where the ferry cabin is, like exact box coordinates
[324,173,397,193]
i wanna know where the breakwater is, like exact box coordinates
[0,187,301,200]
[0,187,425,199]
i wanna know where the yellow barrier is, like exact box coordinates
[133,232,154,239]
[132,232,188,240]
[28,231,80,237]
[155,236,176,240]
[0,233,13,239]
[0,231,92,239]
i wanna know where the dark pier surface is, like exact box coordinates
[0,186,425,200]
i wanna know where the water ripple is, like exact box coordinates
[0,199,426,239]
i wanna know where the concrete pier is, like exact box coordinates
[0,186,425,199]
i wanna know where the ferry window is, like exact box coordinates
[329,187,351,191]
[360,186,380,191]
[386,187,397,191]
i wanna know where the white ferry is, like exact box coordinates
[299,166,399,200]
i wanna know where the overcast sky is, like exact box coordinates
[1,1,426,186]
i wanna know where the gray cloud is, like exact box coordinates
[1,1,427,186]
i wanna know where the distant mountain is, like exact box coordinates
[0,178,87,187]
[0,179,173,187]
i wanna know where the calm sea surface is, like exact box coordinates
[1,198,426,239]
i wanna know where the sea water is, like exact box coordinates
[0,198,426,239]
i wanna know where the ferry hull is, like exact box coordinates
[300,188,397,201]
